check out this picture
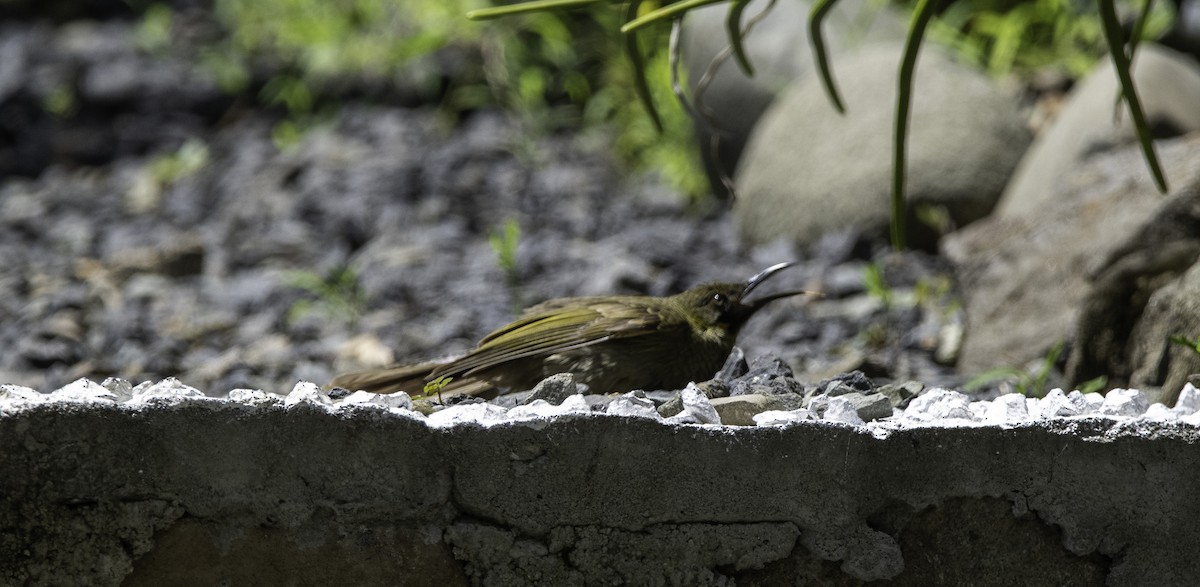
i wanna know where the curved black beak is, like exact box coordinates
[741,262,796,298]
[739,263,821,314]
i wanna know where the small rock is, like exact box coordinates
[227,389,280,405]
[340,390,413,410]
[100,377,133,401]
[714,347,748,381]
[823,396,866,425]
[657,380,728,417]
[727,353,798,398]
[426,402,510,427]
[694,379,731,400]
[283,381,332,407]
[521,373,580,406]
[131,378,205,402]
[710,394,790,426]
[1143,402,1181,421]
[664,383,721,425]
[1173,383,1200,414]
[606,393,661,420]
[753,408,813,427]
[491,391,534,409]
[840,392,894,422]
[508,394,591,419]
[51,378,116,402]
[1036,389,1085,418]
[902,388,975,422]
[983,393,1030,424]
[877,381,924,408]
[1098,389,1150,417]
[1,384,42,400]
[815,370,876,397]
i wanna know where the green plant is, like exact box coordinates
[469,0,1174,248]
[284,266,365,327]
[965,340,1067,397]
[927,0,1174,78]
[42,85,77,118]
[136,3,174,53]
[489,217,525,310]
[489,218,521,277]
[862,263,893,310]
[149,139,211,185]
[914,273,961,316]
[133,0,706,199]
[423,375,454,403]
[1076,374,1108,394]
[1169,334,1200,356]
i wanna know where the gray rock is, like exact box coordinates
[714,346,748,381]
[520,373,580,406]
[735,43,1030,246]
[681,0,907,195]
[999,44,1200,217]
[1127,262,1200,406]
[806,390,892,422]
[944,133,1200,378]
[877,380,924,408]
[656,379,730,417]
[710,393,802,426]
[1066,181,1200,405]
[728,353,802,396]
[814,370,875,396]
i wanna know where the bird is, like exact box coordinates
[330,262,810,400]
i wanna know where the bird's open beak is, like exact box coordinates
[740,263,820,314]
[741,262,796,298]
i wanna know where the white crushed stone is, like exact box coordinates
[425,402,510,428]
[664,383,721,425]
[753,408,812,427]
[282,381,332,407]
[605,393,661,420]
[823,396,865,426]
[3,377,1200,433]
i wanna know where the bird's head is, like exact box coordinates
[673,262,812,343]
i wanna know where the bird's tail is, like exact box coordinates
[329,361,497,399]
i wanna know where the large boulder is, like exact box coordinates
[680,0,907,196]
[998,44,1200,217]
[944,133,1200,393]
[1068,186,1200,404]
[734,43,1030,247]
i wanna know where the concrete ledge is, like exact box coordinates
[3,399,1200,586]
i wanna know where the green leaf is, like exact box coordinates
[467,0,602,20]
[891,0,938,250]
[726,0,755,76]
[621,0,729,34]
[1098,0,1168,193]
[808,0,846,114]
[622,0,664,132]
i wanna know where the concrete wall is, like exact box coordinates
[3,388,1200,586]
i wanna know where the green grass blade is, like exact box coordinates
[621,0,728,33]
[726,0,755,76]
[891,0,937,250]
[1098,0,1168,193]
[467,0,603,20]
[1126,0,1155,61]
[622,0,664,132]
[808,0,846,113]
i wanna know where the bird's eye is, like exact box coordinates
[711,293,728,307]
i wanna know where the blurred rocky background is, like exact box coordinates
[1,0,1199,403]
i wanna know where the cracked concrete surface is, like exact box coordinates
[3,401,1200,585]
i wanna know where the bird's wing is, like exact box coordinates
[432,297,674,378]
[329,361,497,397]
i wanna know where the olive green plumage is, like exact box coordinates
[331,263,806,398]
